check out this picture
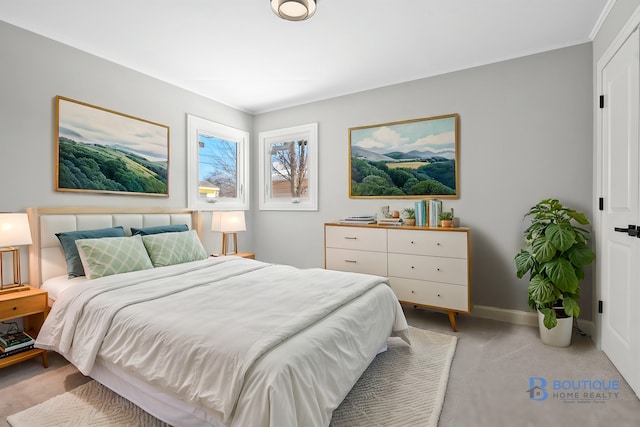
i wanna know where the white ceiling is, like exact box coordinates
[1,0,612,114]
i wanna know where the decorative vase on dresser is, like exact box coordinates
[324,223,470,331]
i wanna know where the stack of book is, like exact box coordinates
[338,215,376,224]
[377,217,404,226]
[429,199,443,228]
[414,200,427,226]
[0,331,35,359]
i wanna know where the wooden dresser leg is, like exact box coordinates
[41,351,48,368]
[447,311,458,332]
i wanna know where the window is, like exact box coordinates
[187,115,249,210]
[258,123,318,211]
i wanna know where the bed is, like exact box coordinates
[27,207,410,427]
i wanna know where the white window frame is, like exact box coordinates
[258,123,318,211]
[187,114,250,211]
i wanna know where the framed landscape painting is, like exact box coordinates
[55,96,169,196]
[349,114,459,199]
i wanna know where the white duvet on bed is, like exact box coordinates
[37,257,409,427]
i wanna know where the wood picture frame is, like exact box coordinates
[349,114,459,199]
[55,96,169,196]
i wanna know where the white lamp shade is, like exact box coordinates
[211,211,246,233]
[0,213,32,247]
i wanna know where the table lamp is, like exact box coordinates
[211,211,246,255]
[0,213,32,293]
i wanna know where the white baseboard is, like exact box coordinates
[470,305,593,336]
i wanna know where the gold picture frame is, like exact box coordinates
[55,96,170,196]
[349,114,459,199]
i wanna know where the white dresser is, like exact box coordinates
[324,223,470,331]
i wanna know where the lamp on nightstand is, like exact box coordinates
[0,213,32,293]
[211,211,246,255]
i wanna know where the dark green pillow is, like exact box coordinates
[130,224,189,236]
[56,226,126,278]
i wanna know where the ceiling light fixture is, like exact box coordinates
[271,0,316,21]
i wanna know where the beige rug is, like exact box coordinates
[7,327,456,427]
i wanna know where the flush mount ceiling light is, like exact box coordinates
[271,0,316,21]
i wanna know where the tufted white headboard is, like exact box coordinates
[27,207,202,287]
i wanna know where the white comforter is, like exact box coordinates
[37,257,409,427]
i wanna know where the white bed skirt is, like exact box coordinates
[91,358,227,427]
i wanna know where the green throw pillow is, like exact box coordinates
[56,226,126,278]
[76,235,154,279]
[142,230,208,267]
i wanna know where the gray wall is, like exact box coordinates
[253,43,594,319]
[0,21,254,257]
[1,20,595,319]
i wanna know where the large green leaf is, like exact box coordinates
[528,275,556,305]
[568,210,590,225]
[545,223,576,252]
[514,250,536,278]
[544,258,579,293]
[567,242,595,267]
[531,236,556,263]
[539,307,558,329]
[563,296,580,318]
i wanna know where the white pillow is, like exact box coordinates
[76,235,154,279]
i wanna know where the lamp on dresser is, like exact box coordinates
[0,213,32,293]
[211,211,246,255]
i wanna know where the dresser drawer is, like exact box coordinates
[389,278,469,311]
[388,253,468,285]
[388,229,467,258]
[0,293,47,320]
[325,248,388,276]
[325,225,387,252]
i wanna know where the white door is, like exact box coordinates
[599,28,640,398]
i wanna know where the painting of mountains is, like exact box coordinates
[56,97,169,196]
[349,114,459,198]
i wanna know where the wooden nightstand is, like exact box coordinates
[234,252,255,259]
[0,286,48,369]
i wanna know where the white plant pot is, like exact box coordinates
[537,310,573,347]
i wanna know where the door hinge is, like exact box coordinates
[599,95,604,109]
[599,197,604,211]
[598,300,603,314]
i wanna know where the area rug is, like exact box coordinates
[7,327,457,427]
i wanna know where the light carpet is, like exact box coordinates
[7,327,457,427]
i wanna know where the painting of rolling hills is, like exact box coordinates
[349,114,459,198]
[56,96,169,196]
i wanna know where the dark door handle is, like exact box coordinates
[614,225,639,237]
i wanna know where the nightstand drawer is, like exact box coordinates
[0,293,47,319]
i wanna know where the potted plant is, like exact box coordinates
[514,199,595,347]
[439,211,453,227]
[403,208,416,226]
